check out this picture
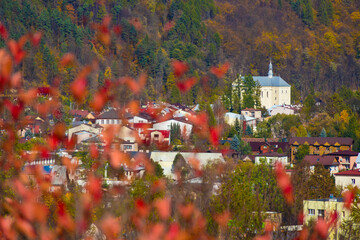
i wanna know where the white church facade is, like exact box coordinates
[233,61,291,109]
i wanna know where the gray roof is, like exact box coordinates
[252,76,290,87]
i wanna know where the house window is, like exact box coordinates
[123,145,132,150]
[352,178,355,184]
[261,91,263,97]
[275,97,277,100]
[267,92,269,98]
[318,209,324,218]
[308,209,315,215]
[346,157,350,163]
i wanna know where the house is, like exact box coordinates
[303,155,339,175]
[153,118,193,137]
[334,169,360,189]
[128,112,155,125]
[141,130,170,145]
[303,197,351,240]
[241,108,262,120]
[268,105,296,116]
[95,108,122,127]
[327,150,359,170]
[224,112,245,126]
[67,123,103,143]
[150,151,224,176]
[289,137,353,164]
[249,141,289,155]
[254,152,288,166]
[243,115,257,129]
[232,60,291,109]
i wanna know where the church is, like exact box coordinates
[232,61,291,110]
[255,61,291,109]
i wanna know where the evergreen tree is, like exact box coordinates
[234,118,242,137]
[245,125,253,136]
[301,0,314,27]
[231,135,240,151]
[170,123,181,145]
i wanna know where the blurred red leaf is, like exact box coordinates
[0,216,17,239]
[172,60,188,78]
[178,204,194,220]
[275,162,294,205]
[176,77,197,92]
[10,72,21,88]
[90,143,99,159]
[70,77,87,102]
[87,176,102,204]
[90,89,108,112]
[100,215,121,240]
[57,201,75,232]
[328,211,338,226]
[209,126,221,147]
[154,197,171,220]
[119,74,147,94]
[343,189,356,209]
[164,223,180,240]
[109,150,129,169]
[30,32,42,46]
[16,218,36,239]
[59,53,75,67]
[4,100,23,121]
[210,62,230,78]
[135,198,149,217]
[7,39,26,64]
[315,218,328,239]
[215,211,230,227]
[0,22,8,40]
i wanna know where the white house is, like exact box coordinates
[153,118,193,137]
[150,151,224,177]
[268,105,295,116]
[224,112,245,126]
[95,108,122,127]
[334,169,360,189]
[67,123,103,143]
[254,152,288,166]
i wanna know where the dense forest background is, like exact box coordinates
[1,0,360,105]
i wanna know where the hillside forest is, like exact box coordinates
[1,0,360,106]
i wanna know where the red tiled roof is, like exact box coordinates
[289,137,353,145]
[304,155,338,166]
[334,169,360,176]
